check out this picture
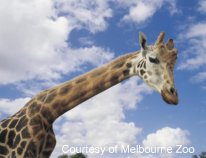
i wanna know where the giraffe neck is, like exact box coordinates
[35,52,141,122]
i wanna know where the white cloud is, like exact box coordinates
[137,127,190,158]
[54,0,113,33]
[178,22,206,70]
[121,0,163,23]
[166,0,180,15]
[0,0,180,88]
[0,0,114,94]
[15,46,114,96]
[0,78,153,158]
[184,23,206,38]
[0,0,68,84]
[191,72,206,83]
[0,1,188,158]
[51,78,152,158]
[143,127,190,147]
[198,0,206,13]
[0,97,30,116]
[177,21,206,90]
[120,0,179,24]
[78,37,94,46]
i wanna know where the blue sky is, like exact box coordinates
[0,0,206,158]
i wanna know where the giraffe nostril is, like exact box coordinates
[170,87,175,95]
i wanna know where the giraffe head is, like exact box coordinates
[133,32,178,105]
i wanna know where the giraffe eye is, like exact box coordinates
[149,57,160,64]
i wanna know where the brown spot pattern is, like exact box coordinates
[28,102,41,117]
[112,61,125,69]
[59,84,72,96]
[9,119,18,129]
[110,75,119,84]
[143,62,146,69]
[140,69,146,76]
[0,51,141,157]
[126,62,132,68]
[45,91,57,104]
[76,77,86,84]
[21,127,30,139]
[37,93,47,102]
[0,129,7,143]
[16,116,28,132]
[123,69,130,76]
[0,145,9,155]
[41,107,54,124]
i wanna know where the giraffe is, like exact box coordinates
[0,32,178,158]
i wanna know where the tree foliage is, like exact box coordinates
[58,154,69,158]
[58,153,87,158]
[192,152,206,158]
[70,153,87,158]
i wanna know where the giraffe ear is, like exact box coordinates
[139,32,148,50]
[155,32,165,45]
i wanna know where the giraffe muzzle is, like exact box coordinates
[161,87,178,105]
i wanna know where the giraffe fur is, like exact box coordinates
[0,32,178,158]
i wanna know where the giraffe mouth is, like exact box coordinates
[161,88,178,105]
